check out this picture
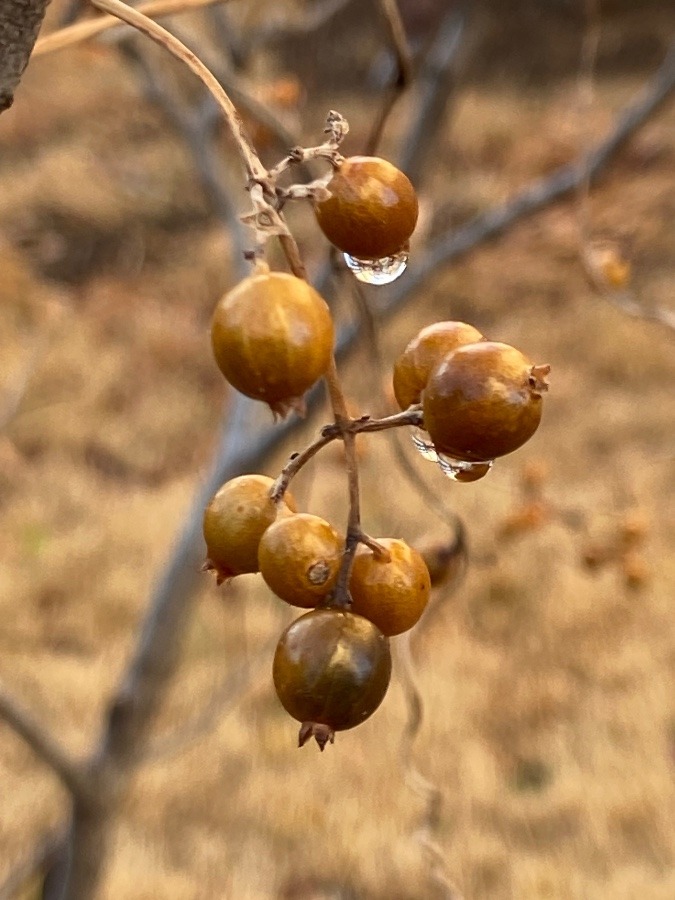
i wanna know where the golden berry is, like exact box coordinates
[393,321,484,410]
[349,538,431,636]
[273,609,391,746]
[258,513,343,608]
[211,270,334,417]
[203,474,295,583]
[314,156,418,259]
[423,342,550,462]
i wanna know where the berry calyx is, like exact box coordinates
[203,474,296,583]
[349,538,431,636]
[211,268,334,417]
[392,321,485,410]
[423,341,550,462]
[258,513,343,608]
[314,156,418,260]
[272,608,392,749]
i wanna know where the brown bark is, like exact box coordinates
[0,0,51,113]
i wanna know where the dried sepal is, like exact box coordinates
[298,722,335,751]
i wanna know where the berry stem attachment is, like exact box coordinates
[270,407,424,504]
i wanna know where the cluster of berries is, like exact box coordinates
[393,321,550,481]
[203,475,430,749]
[202,150,549,749]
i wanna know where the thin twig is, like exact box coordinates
[33,0,232,57]
[365,0,413,154]
[396,3,467,184]
[270,407,423,502]
[0,684,91,800]
[396,633,463,899]
[243,0,353,54]
[167,20,305,153]
[576,0,601,243]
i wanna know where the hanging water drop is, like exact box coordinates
[411,429,438,462]
[344,248,408,285]
[437,453,493,483]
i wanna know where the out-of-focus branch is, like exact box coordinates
[0,830,64,900]
[119,39,248,262]
[397,3,467,185]
[365,0,413,154]
[0,0,50,113]
[33,0,231,57]
[0,683,91,800]
[167,20,304,152]
[244,0,353,54]
[391,39,675,306]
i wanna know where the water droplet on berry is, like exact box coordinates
[437,453,493,482]
[343,249,408,285]
[411,429,438,462]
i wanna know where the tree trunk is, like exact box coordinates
[0,0,51,113]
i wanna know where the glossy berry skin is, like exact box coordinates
[314,156,418,260]
[349,538,431,636]
[393,321,484,410]
[273,609,391,739]
[423,342,550,462]
[211,270,334,417]
[258,513,343,608]
[203,474,296,583]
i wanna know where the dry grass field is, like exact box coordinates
[1,2,674,898]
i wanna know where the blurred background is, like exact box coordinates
[1,1,674,897]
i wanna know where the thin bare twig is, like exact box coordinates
[167,20,304,153]
[243,0,353,54]
[365,0,413,154]
[396,3,467,184]
[33,0,231,57]
[0,684,91,800]
[270,407,423,502]
[396,633,464,899]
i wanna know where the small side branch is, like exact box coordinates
[0,683,91,800]
[271,406,423,503]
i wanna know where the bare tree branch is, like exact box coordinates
[33,0,232,57]
[390,39,675,307]
[397,3,467,184]
[0,0,50,113]
[0,683,91,800]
